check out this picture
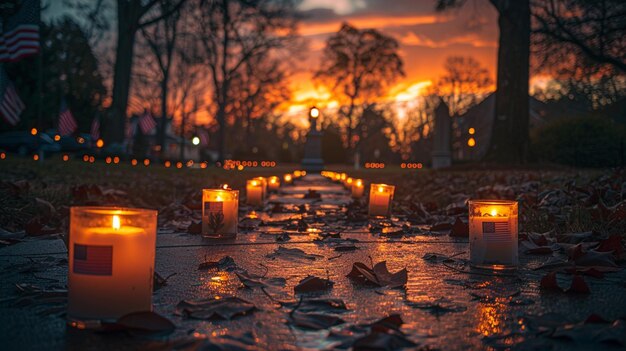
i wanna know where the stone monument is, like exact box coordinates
[301,106,324,172]
[431,99,452,169]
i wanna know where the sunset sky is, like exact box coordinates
[46,0,507,124]
[289,0,500,117]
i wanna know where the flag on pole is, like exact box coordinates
[58,99,77,136]
[139,109,156,134]
[0,0,40,62]
[198,128,209,146]
[90,117,100,140]
[0,68,24,126]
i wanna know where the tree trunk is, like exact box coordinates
[158,72,169,156]
[486,0,530,163]
[179,112,186,160]
[109,4,139,143]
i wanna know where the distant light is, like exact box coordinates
[54,134,61,141]
[0,152,6,160]
[96,139,104,148]
[468,137,476,147]
[309,106,320,118]
[237,165,244,171]
[469,127,475,135]
[192,136,200,145]
[176,162,183,169]
[30,128,37,135]
[83,155,89,162]
[105,156,112,164]
[77,137,85,144]
[113,156,120,164]
[200,162,207,169]
[33,154,39,161]
[164,161,171,168]
[89,156,95,163]
[143,159,150,166]
[131,159,138,166]
[186,160,194,167]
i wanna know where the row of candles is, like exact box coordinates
[66,169,518,328]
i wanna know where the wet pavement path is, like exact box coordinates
[1,175,626,350]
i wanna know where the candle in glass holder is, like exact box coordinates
[268,176,280,192]
[368,184,395,217]
[352,179,364,198]
[202,189,239,238]
[283,173,293,184]
[247,179,264,206]
[345,177,353,189]
[293,170,302,178]
[468,200,518,268]
[254,177,268,199]
[68,207,157,326]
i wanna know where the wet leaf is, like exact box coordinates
[405,298,467,316]
[291,311,345,330]
[347,261,408,289]
[294,275,334,293]
[198,256,237,271]
[115,311,175,334]
[266,246,321,260]
[175,297,255,320]
[540,272,563,292]
[568,275,591,294]
[449,217,469,237]
[235,270,286,289]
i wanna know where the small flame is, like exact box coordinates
[222,184,229,189]
[378,186,384,193]
[490,209,498,217]
[270,178,276,184]
[216,195,223,202]
[251,180,258,186]
[112,215,121,230]
[356,180,363,187]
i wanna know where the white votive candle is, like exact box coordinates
[202,189,239,238]
[368,184,394,217]
[469,200,518,268]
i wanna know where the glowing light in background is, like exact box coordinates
[192,136,200,145]
[30,128,37,135]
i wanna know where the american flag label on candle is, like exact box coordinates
[73,244,113,276]
[204,201,223,215]
[482,221,510,242]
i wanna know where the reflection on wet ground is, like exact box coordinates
[1,174,625,350]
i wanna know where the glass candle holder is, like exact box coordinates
[352,179,364,198]
[68,207,157,327]
[345,177,353,189]
[368,184,395,217]
[202,189,239,238]
[253,177,268,199]
[246,179,264,206]
[268,176,280,192]
[293,170,303,178]
[469,200,519,268]
[283,173,293,184]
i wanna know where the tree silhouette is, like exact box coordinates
[435,56,493,116]
[314,23,404,157]
[532,0,626,106]
[437,0,530,163]
[196,0,298,161]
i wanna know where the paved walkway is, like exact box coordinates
[1,175,625,350]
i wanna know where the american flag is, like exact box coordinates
[139,110,156,134]
[73,244,113,276]
[90,117,100,140]
[58,99,77,136]
[198,129,209,146]
[0,0,40,62]
[482,221,510,242]
[204,202,223,216]
[0,68,24,126]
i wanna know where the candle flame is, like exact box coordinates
[270,178,276,184]
[490,209,497,216]
[378,186,384,193]
[284,174,292,181]
[222,184,229,189]
[216,195,223,202]
[251,180,258,186]
[356,180,362,187]
[112,215,121,230]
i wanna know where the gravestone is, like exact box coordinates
[431,99,452,169]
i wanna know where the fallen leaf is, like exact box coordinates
[291,311,345,330]
[266,246,321,261]
[347,261,408,289]
[235,270,286,289]
[568,275,591,294]
[449,217,469,237]
[115,311,175,334]
[175,297,255,320]
[198,256,237,271]
[540,272,562,292]
[294,276,334,294]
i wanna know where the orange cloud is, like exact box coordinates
[299,15,449,37]
[399,31,497,48]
